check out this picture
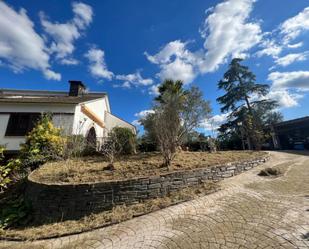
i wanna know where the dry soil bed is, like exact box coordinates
[31,151,266,184]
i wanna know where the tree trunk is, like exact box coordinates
[244,96,262,150]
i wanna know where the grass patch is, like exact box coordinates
[0,182,218,241]
[31,151,266,184]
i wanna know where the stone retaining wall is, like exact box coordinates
[26,155,269,220]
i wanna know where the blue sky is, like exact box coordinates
[0,0,309,133]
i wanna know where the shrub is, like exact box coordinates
[110,127,136,155]
[99,127,136,168]
[63,135,86,158]
[0,146,24,191]
[0,194,31,229]
[20,114,65,169]
[184,140,208,151]
[0,158,23,191]
[137,136,157,152]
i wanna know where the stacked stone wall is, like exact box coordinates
[26,155,269,220]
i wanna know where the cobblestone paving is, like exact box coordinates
[1,151,309,249]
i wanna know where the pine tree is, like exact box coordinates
[217,58,276,150]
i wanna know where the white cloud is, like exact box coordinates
[134,109,155,118]
[199,0,262,73]
[287,42,303,49]
[145,40,199,84]
[60,58,79,65]
[132,109,155,126]
[145,40,194,64]
[72,2,93,29]
[256,39,282,58]
[40,2,93,65]
[257,7,309,61]
[274,52,309,67]
[158,58,197,84]
[131,120,141,126]
[268,71,309,91]
[116,72,153,88]
[0,2,60,80]
[280,7,309,44]
[84,48,113,80]
[146,0,262,83]
[200,112,230,131]
[148,84,160,96]
[44,69,61,81]
[267,89,303,108]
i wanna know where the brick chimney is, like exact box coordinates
[69,80,86,96]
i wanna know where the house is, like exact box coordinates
[271,116,309,150]
[0,80,136,152]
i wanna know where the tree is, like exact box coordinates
[139,113,158,151]
[153,82,184,167]
[155,79,188,103]
[180,86,212,144]
[217,58,277,150]
[143,79,211,167]
[264,111,283,127]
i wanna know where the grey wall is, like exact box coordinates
[26,155,269,221]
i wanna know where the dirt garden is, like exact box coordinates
[31,151,265,183]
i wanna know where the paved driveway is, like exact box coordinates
[2,151,309,249]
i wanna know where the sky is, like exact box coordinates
[0,0,309,134]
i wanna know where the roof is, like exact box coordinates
[274,116,309,127]
[0,88,106,104]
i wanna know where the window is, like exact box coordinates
[5,113,41,136]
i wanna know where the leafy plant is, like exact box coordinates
[0,195,31,229]
[0,158,23,191]
[0,146,24,191]
[110,127,136,155]
[20,114,65,169]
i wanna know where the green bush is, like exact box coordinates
[20,114,65,169]
[0,194,31,229]
[110,127,136,155]
[0,146,24,191]
[0,158,23,191]
[137,136,158,152]
[184,140,208,151]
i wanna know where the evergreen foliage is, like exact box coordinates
[217,58,279,150]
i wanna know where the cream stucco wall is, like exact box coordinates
[72,97,108,142]
[105,111,136,134]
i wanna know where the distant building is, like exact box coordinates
[272,116,309,150]
[0,80,136,152]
